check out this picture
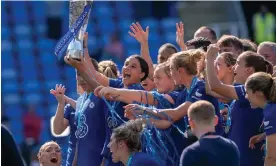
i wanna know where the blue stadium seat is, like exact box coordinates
[148,32,161,45]
[14,24,32,38]
[40,52,58,65]
[40,124,52,142]
[2,81,20,94]
[37,38,55,51]
[1,40,13,52]
[36,24,47,36]
[1,25,10,40]
[42,64,61,80]
[18,54,36,68]
[160,18,179,31]
[2,68,17,81]
[23,80,41,92]
[1,9,9,25]
[122,34,138,46]
[163,32,177,45]
[10,120,24,144]
[4,104,23,120]
[118,19,132,33]
[36,106,47,117]
[141,18,159,33]
[86,21,97,35]
[4,93,21,105]
[97,19,116,35]
[49,104,58,116]
[17,39,33,51]
[24,93,43,105]
[1,54,15,69]
[94,5,113,19]
[115,2,133,19]
[64,66,76,80]
[21,66,39,80]
[87,35,98,51]
[31,1,46,21]
[11,2,29,24]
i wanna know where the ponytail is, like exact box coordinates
[170,49,205,75]
[98,60,119,79]
[104,66,117,79]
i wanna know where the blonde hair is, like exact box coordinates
[112,119,144,152]
[98,60,118,79]
[155,62,171,77]
[170,49,205,75]
[219,52,237,67]
[245,72,276,102]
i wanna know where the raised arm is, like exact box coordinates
[94,86,156,105]
[50,84,69,135]
[129,22,154,75]
[176,22,187,51]
[64,96,77,110]
[206,45,238,100]
[64,33,109,88]
[124,101,192,122]
[204,70,232,101]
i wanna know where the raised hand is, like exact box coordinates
[206,44,220,59]
[128,22,149,45]
[50,84,66,105]
[64,52,85,69]
[176,22,185,50]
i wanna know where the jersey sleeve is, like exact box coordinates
[234,85,246,101]
[109,78,123,88]
[64,104,75,120]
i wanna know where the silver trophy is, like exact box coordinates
[67,0,93,61]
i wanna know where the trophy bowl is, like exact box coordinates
[67,39,83,61]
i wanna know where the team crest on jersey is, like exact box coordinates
[107,116,118,129]
[89,102,95,108]
[75,114,89,138]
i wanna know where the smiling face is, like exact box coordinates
[153,67,174,93]
[245,87,264,108]
[38,142,61,166]
[122,57,145,87]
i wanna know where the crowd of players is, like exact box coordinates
[5,21,276,166]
